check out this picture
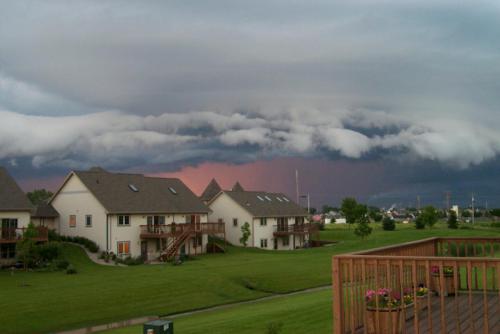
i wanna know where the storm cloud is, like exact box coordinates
[1,0,500,190]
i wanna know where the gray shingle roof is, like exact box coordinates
[223,190,308,217]
[0,167,33,212]
[231,181,245,192]
[32,203,59,218]
[72,169,209,214]
[200,178,222,202]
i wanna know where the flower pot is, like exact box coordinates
[432,273,455,296]
[415,295,428,313]
[366,306,407,334]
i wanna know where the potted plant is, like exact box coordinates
[431,266,455,296]
[415,285,429,313]
[365,288,413,334]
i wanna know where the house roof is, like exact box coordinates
[32,202,59,218]
[231,181,245,192]
[0,167,33,212]
[69,168,209,214]
[221,190,308,217]
[200,178,222,202]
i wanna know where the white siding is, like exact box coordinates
[0,211,31,228]
[51,174,109,252]
[208,193,254,247]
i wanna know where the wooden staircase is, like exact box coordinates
[160,226,193,261]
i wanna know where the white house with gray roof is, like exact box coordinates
[205,181,316,250]
[50,167,224,261]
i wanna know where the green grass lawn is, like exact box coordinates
[1,222,498,333]
[105,289,332,334]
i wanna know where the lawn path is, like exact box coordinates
[56,285,331,334]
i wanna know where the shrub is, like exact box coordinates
[38,242,61,261]
[382,217,396,231]
[66,265,77,274]
[354,216,372,239]
[447,210,458,229]
[415,216,426,229]
[47,229,61,241]
[62,236,99,253]
[56,259,70,270]
[116,256,144,266]
[490,222,500,228]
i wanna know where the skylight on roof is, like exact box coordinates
[168,187,177,195]
[257,195,264,201]
[264,195,272,202]
[128,184,139,192]
[282,197,290,202]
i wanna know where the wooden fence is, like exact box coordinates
[332,237,500,334]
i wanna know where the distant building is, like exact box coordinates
[205,180,317,250]
[50,168,224,261]
[0,167,48,264]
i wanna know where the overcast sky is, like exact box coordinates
[1,1,500,207]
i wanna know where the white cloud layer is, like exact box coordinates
[1,107,499,169]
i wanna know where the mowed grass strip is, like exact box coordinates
[0,223,498,333]
[105,289,332,334]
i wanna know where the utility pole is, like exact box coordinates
[471,193,475,224]
[445,191,451,211]
[295,169,299,204]
[417,196,421,211]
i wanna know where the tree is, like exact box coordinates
[415,215,426,229]
[461,210,471,218]
[447,210,458,229]
[369,210,383,222]
[490,209,500,218]
[321,205,336,214]
[16,223,40,269]
[27,189,53,205]
[382,216,396,231]
[239,222,251,247]
[354,215,372,239]
[341,197,367,227]
[415,206,438,229]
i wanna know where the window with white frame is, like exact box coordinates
[233,218,238,227]
[260,218,267,226]
[69,215,76,228]
[283,237,289,246]
[260,239,268,248]
[118,215,130,226]
[117,241,130,256]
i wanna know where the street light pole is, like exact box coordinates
[300,194,310,214]
[471,193,475,224]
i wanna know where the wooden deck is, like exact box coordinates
[354,293,500,334]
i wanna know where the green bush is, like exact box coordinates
[415,216,426,229]
[47,229,61,241]
[490,222,500,228]
[61,235,99,253]
[447,210,458,229]
[38,242,61,261]
[382,217,396,231]
[66,265,77,274]
[116,256,144,266]
[56,259,70,270]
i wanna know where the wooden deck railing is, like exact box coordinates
[273,223,319,236]
[333,237,500,334]
[0,226,48,243]
[140,222,225,238]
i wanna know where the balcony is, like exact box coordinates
[0,226,49,243]
[332,237,500,334]
[140,222,225,239]
[273,223,319,237]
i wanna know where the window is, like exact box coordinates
[257,195,264,201]
[117,241,130,256]
[69,215,76,228]
[282,197,290,202]
[260,239,268,248]
[283,237,289,246]
[85,215,92,227]
[128,184,139,192]
[264,195,272,202]
[168,187,177,194]
[118,215,130,226]
[276,197,283,202]
[233,218,238,227]
[193,235,202,247]
[260,218,267,226]
[0,244,16,259]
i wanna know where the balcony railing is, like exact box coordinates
[0,226,49,243]
[273,223,319,236]
[140,222,225,238]
[332,237,500,334]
